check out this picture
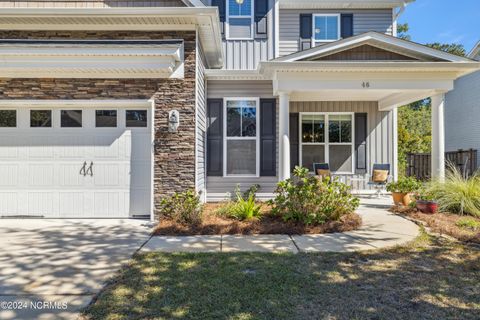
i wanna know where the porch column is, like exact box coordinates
[278,92,291,181]
[431,93,446,181]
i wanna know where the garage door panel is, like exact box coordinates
[59,192,86,217]
[130,133,151,161]
[28,136,55,159]
[28,164,55,186]
[0,193,18,215]
[57,136,90,159]
[58,164,86,187]
[28,192,54,216]
[93,164,123,187]
[0,137,19,159]
[94,135,124,159]
[0,165,19,186]
[130,160,150,188]
[94,192,129,217]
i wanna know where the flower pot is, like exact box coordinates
[416,200,438,214]
[392,192,413,206]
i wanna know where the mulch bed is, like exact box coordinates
[391,205,480,244]
[154,203,362,236]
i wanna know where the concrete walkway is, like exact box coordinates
[142,197,419,253]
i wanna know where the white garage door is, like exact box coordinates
[0,106,152,218]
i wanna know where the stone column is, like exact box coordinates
[278,92,291,181]
[431,93,446,181]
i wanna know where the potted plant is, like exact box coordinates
[415,190,438,214]
[386,177,421,206]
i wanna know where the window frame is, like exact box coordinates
[226,0,255,40]
[311,13,341,46]
[95,109,118,128]
[125,109,149,128]
[60,109,83,128]
[223,97,260,178]
[30,109,53,129]
[0,109,17,129]
[299,112,355,174]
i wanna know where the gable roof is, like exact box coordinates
[274,32,474,63]
[469,41,480,60]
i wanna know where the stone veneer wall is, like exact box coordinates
[0,30,197,216]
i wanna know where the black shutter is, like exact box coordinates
[289,113,299,171]
[255,0,269,34]
[260,99,276,176]
[299,14,312,39]
[207,99,223,176]
[355,113,367,171]
[341,14,354,39]
[212,0,226,34]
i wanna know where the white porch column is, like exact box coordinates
[278,92,291,181]
[431,93,446,181]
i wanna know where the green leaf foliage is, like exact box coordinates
[386,176,422,193]
[158,190,203,225]
[269,167,360,225]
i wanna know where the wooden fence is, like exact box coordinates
[406,149,478,181]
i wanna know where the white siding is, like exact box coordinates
[279,9,393,56]
[445,70,480,168]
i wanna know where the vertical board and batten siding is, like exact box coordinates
[196,40,207,201]
[279,9,393,56]
[0,0,186,7]
[206,80,279,201]
[445,70,480,168]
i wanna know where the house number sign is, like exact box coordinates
[362,82,370,88]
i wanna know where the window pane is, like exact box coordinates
[302,145,325,172]
[30,110,52,128]
[326,16,338,40]
[227,140,256,175]
[242,107,256,137]
[302,115,313,143]
[329,120,340,143]
[341,120,352,143]
[229,0,251,16]
[0,110,16,127]
[126,110,147,127]
[227,107,241,137]
[330,145,353,172]
[313,117,325,143]
[314,16,326,40]
[96,110,117,128]
[229,18,252,38]
[61,110,82,128]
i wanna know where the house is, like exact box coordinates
[0,0,478,219]
[445,41,480,168]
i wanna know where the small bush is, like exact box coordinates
[426,166,480,217]
[216,185,262,221]
[386,176,422,193]
[270,167,360,225]
[158,190,203,225]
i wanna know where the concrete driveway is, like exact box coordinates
[0,219,153,320]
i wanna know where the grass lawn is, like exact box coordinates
[83,232,480,320]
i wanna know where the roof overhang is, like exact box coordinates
[0,40,185,78]
[279,0,413,9]
[469,41,480,60]
[259,60,480,109]
[0,7,223,68]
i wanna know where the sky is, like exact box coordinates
[398,0,480,54]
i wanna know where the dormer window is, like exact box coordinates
[313,14,341,44]
[227,0,254,40]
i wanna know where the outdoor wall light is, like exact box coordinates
[168,110,180,133]
[236,0,244,4]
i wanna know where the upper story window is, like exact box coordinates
[227,0,254,40]
[313,14,341,44]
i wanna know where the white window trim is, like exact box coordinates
[226,0,255,40]
[299,112,355,175]
[223,97,260,178]
[311,13,341,47]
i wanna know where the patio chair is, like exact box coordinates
[313,163,331,180]
[367,164,392,197]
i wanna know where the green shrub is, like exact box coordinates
[426,167,480,217]
[386,176,422,193]
[269,167,360,225]
[216,185,262,221]
[158,190,203,225]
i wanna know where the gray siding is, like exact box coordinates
[206,97,396,201]
[0,0,186,7]
[196,40,207,201]
[279,9,393,56]
[445,70,480,168]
